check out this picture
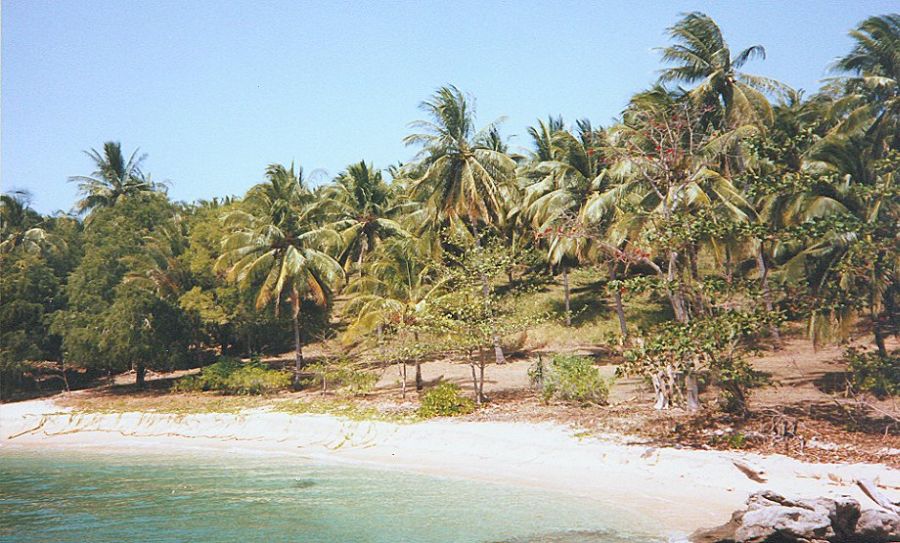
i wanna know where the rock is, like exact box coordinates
[689,491,893,543]
[855,508,900,543]
[797,496,860,539]
[735,504,834,542]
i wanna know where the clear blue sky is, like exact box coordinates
[2,0,894,214]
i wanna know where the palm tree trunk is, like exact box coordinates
[755,242,781,346]
[414,331,423,391]
[292,301,304,386]
[562,265,571,326]
[357,238,368,277]
[609,261,628,339]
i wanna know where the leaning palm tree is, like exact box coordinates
[526,115,566,162]
[69,141,163,214]
[320,161,409,275]
[657,12,787,127]
[405,85,518,363]
[216,164,344,381]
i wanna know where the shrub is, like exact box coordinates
[539,354,609,405]
[304,358,378,396]
[418,383,475,417]
[171,357,291,395]
[846,348,899,397]
[224,365,291,395]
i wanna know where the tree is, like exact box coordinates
[342,237,444,391]
[422,238,545,404]
[658,12,786,128]
[0,193,57,255]
[404,85,518,228]
[830,14,899,147]
[523,120,608,325]
[52,192,175,384]
[69,142,164,214]
[217,164,344,383]
[102,283,191,387]
[321,161,408,275]
[405,85,519,363]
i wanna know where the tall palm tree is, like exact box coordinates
[69,141,163,214]
[216,164,344,380]
[522,120,607,325]
[657,12,787,127]
[405,85,518,363]
[404,85,518,229]
[830,14,899,149]
[320,161,409,275]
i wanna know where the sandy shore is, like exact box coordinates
[1,399,897,534]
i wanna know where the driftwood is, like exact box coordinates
[732,460,768,483]
[857,478,900,515]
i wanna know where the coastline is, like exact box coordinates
[2,399,897,534]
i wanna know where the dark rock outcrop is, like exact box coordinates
[691,491,900,543]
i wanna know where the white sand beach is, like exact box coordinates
[1,399,897,534]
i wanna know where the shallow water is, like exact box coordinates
[0,447,664,543]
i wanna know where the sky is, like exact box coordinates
[2,0,895,214]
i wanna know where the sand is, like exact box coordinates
[1,398,897,535]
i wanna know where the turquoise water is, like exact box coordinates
[0,447,662,543]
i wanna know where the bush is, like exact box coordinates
[538,354,609,405]
[304,358,378,396]
[846,348,899,397]
[224,365,292,395]
[171,357,291,395]
[418,383,475,417]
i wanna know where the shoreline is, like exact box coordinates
[2,399,897,534]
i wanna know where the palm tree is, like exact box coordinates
[405,85,518,363]
[320,161,409,275]
[522,120,607,325]
[343,237,445,391]
[657,12,787,127]
[526,116,565,162]
[123,217,192,301]
[768,133,897,355]
[0,193,53,255]
[69,141,163,214]
[217,164,344,381]
[830,14,899,149]
[404,85,518,229]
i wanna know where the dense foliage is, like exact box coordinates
[2,12,896,408]
[531,355,610,406]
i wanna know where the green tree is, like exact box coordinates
[52,193,176,382]
[404,85,518,229]
[217,164,344,382]
[405,85,518,363]
[657,12,786,128]
[102,283,192,387]
[321,161,408,275]
[69,142,164,214]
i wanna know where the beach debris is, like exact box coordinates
[857,478,900,515]
[732,460,767,483]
